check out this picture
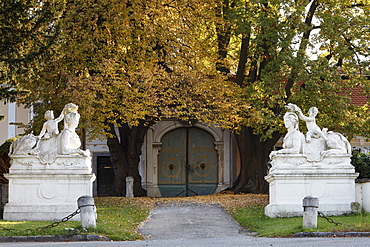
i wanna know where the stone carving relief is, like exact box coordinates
[270,103,351,163]
[9,103,88,165]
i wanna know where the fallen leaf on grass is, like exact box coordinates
[95,193,268,211]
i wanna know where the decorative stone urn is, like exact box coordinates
[265,104,358,217]
[3,103,95,221]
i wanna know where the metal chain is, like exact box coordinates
[317,211,342,226]
[2,208,81,232]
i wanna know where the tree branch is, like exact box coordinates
[215,0,232,74]
[235,31,250,86]
[285,0,319,99]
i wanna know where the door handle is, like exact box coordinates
[188,165,194,173]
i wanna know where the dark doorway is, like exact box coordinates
[96,156,115,196]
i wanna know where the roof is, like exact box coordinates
[350,85,369,106]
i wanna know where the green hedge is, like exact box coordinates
[0,137,18,183]
[351,151,370,179]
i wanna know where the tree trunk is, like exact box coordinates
[106,121,149,197]
[234,126,281,194]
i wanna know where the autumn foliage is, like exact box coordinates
[3,1,369,194]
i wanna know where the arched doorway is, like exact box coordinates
[158,128,218,197]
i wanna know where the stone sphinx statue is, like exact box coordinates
[270,111,304,157]
[9,103,87,164]
[271,103,351,162]
[265,104,357,218]
[4,103,95,222]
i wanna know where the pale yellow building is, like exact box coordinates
[0,102,31,144]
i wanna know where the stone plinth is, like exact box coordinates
[265,154,358,218]
[3,155,95,221]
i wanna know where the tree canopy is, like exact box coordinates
[15,0,245,195]
[15,0,370,136]
[8,0,370,194]
[19,0,243,136]
[217,0,369,135]
[0,0,65,103]
[212,0,370,192]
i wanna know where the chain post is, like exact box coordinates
[77,195,97,229]
[303,196,319,229]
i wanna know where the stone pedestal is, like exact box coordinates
[265,154,358,217]
[3,154,95,221]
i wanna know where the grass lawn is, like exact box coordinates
[1,194,370,240]
[92,197,153,241]
[0,219,82,237]
[229,206,370,237]
[0,197,153,241]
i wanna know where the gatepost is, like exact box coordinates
[302,196,319,228]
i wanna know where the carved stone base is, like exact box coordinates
[3,155,95,221]
[265,154,358,218]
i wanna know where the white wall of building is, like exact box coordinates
[0,103,30,145]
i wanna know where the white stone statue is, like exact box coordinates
[37,110,65,140]
[9,134,37,155]
[9,103,87,164]
[31,109,66,162]
[286,103,327,143]
[5,103,94,222]
[273,103,351,160]
[265,104,356,218]
[58,103,85,155]
[297,106,328,143]
[323,131,352,156]
[270,112,304,157]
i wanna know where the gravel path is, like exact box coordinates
[138,202,248,240]
[1,202,370,246]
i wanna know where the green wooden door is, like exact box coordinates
[158,128,218,197]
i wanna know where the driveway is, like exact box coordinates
[0,202,370,247]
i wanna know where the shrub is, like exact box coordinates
[0,137,18,183]
[351,151,370,179]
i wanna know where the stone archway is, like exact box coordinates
[141,120,235,197]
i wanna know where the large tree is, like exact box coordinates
[19,0,242,196]
[0,0,65,106]
[16,0,370,196]
[213,0,370,193]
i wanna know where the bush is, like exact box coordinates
[351,151,370,179]
[0,137,18,183]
